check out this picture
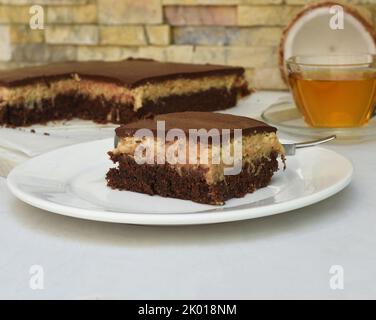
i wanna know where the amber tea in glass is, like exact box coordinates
[287,55,376,128]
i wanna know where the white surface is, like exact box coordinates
[7,139,353,225]
[0,91,375,299]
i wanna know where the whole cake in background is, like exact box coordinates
[107,112,285,205]
[0,58,250,127]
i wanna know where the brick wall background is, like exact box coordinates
[0,0,375,90]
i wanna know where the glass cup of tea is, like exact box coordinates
[286,54,376,128]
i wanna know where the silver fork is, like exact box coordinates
[114,134,336,155]
[282,135,336,156]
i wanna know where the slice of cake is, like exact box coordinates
[106,112,285,205]
[0,59,250,127]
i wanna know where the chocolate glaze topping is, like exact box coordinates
[115,112,277,138]
[0,58,244,88]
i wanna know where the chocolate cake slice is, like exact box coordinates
[0,59,250,127]
[106,112,285,205]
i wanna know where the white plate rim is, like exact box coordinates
[6,139,354,226]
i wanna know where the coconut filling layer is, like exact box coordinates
[112,132,285,185]
[0,73,246,112]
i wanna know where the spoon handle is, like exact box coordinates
[283,135,336,155]
[295,135,337,149]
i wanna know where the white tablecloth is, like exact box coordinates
[1,91,375,299]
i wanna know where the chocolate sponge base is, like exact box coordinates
[0,94,136,126]
[106,152,279,205]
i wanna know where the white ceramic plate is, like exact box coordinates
[7,138,353,226]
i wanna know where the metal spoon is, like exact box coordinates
[282,135,336,156]
[114,134,336,155]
